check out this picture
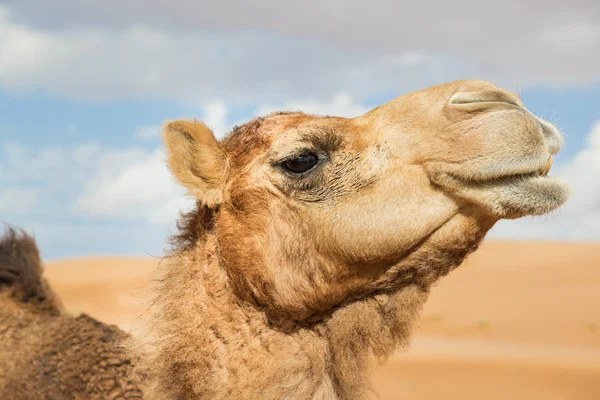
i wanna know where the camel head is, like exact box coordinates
[163,79,568,322]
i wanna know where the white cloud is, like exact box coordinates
[135,125,161,141]
[537,19,600,51]
[0,141,99,185]
[203,101,229,138]
[0,188,40,213]
[560,121,600,213]
[0,140,191,258]
[0,6,444,102]
[0,138,192,228]
[256,92,370,119]
[1,2,598,103]
[75,148,194,226]
[73,143,101,164]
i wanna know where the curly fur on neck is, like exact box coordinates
[139,247,427,399]
[133,204,489,400]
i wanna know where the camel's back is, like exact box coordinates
[0,228,143,399]
[0,296,143,400]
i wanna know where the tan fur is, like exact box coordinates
[140,80,568,399]
[0,80,569,399]
[0,229,144,399]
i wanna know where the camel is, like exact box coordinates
[0,228,144,399]
[138,79,568,399]
[0,79,568,400]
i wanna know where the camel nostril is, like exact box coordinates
[449,91,521,108]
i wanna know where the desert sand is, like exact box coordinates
[45,241,600,400]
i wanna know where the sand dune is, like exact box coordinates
[45,241,600,399]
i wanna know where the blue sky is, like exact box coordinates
[1,1,599,259]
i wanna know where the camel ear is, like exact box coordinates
[163,119,228,206]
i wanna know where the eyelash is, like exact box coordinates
[280,148,321,162]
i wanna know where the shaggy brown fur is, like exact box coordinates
[0,228,144,400]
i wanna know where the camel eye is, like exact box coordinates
[283,153,319,174]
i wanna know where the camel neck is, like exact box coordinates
[140,235,428,400]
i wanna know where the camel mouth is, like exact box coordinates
[433,157,569,219]
[449,155,555,186]
[454,160,553,186]
[453,170,565,191]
